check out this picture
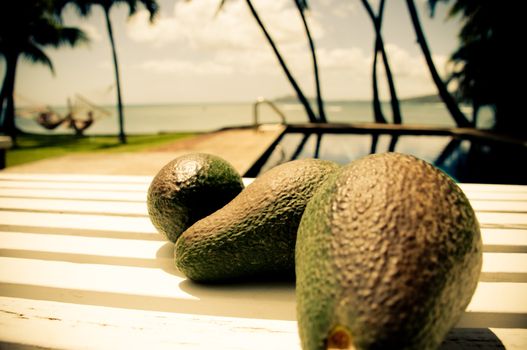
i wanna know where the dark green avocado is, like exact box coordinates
[147,153,244,243]
[174,158,340,282]
[296,152,482,350]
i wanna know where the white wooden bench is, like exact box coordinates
[0,173,526,349]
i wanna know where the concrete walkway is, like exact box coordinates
[3,126,284,176]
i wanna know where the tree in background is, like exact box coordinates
[405,0,471,128]
[294,0,327,123]
[215,0,324,123]
[361,0,402,125]
[58,0,159,144]
[429,0,523,135]
[0,0,88,145]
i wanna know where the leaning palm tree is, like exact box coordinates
[361,0,386,124]
[244,0,319,123]
[215,0,318,123]
[405,0,470,127]
[361,0,402,125]
[58,0,159,144]
[0,0,88,144]
[294,0,327,123]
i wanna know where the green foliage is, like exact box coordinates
[1,0,89,141]
[0,0,88,71]
[6,132,196,167]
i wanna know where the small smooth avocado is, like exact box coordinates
[175,158,340,282]
[296,153,482,350]
[147,153,244,243]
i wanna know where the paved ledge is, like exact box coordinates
[2,126,285,176]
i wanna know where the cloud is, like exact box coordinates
[316,0,358,17]
[384,44,448,78]
[127,0,449,100]
[318,47,370,72]
[137,59,233,75]
[126,0,322,50]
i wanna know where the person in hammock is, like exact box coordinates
[66,111,94,136]
[36,111,68,130]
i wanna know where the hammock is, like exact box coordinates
[36,111,69,130]
[16,94,111,134]
[66,94,111,135]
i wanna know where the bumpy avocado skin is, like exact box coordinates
[147,153,244,243]
[175,159,340,282]
[296,153,482,350]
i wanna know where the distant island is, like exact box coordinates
[399,94,442,103]
[273,94,442,104]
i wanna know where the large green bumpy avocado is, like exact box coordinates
[175,159,340,282]
[296,153,482,350]
[147,153,244,243]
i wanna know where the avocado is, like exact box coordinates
[147,153,244,243]
[174,158,340,282]
[296,153,482,350]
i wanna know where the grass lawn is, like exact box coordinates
[6,132,197,167]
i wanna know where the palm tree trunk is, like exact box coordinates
[372,43,386,123]
[104,7,127,144]
[0,52,19,144]
[245,0,318,123]
[363,0,402,124]
[377,0,402,124]
[0,83,7,125]
[362,0,386,124]
[381,45,402,124]
[405,0,470,127]
[295,2,326,123]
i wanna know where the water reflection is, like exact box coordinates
[254,133,527,185]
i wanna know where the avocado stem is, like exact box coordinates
[326,325,356,350]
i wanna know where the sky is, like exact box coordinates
[9,0,462,106]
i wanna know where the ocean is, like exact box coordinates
[16,100,493,135]
[18,100,523,184]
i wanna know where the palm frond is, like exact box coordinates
[140,0,159,22]
[427,0,446,17]
[20,43,55,74]
[296,0,309,11]
[33,22,89,48]
[125,0,138,17]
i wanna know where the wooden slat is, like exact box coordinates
[0,210,157,234]
[0,255,525,329]
[0,197,148,216]
[476,212,527,228]
[0,173,152,184]
[0,296,300,350]
[0,256,296,320]
[0,179,149,192]
[0,229,524,267]
[2,208,525,233]
[0,175,525,192]
[0,231,167,262]
[3,197,525,217]
[470,200,527,213]
[460,183,527,193]
[482,229,527,252]
[1,230,524,277]
[0,188,146,201]
[462,191,527,201]
[1,296,525,350]
[1,196,526,217]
